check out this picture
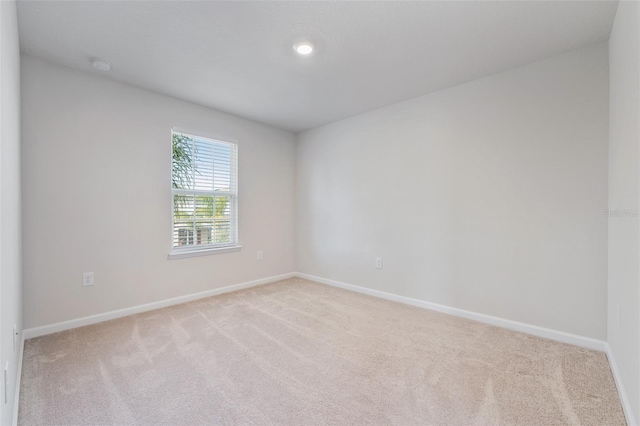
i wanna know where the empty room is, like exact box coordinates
[1,0,639,424]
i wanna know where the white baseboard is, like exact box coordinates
[23,272,296,340]
[12,333,24,426]
[606,343,637,426]
[295,272,607,352]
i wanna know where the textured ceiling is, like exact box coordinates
[17,1,618,132]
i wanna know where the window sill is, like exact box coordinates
[168,245,242,260]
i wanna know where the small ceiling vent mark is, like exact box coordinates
[91,58,111,72]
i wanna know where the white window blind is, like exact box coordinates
[171,131,238,252]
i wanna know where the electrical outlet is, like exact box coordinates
[257,250,263,260]
[82,272,94,287]
[375,258,383,269]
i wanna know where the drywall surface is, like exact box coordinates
[21,55,296,328]
[608,0,640,422]
[296,43,609,340]
[0,0,22,424]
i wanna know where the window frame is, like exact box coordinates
[168,128,241,259]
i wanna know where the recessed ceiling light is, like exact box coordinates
[293,42,314,56]
[91,58,111,72]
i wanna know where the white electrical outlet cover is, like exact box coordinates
[83,272,94,287]
[4,362,8,404]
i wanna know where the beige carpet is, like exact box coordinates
[19,277,625,425]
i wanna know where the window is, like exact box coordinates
[171,130,238,256]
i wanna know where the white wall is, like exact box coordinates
[608,1,640,423]
[0,0,22,424]
[296,43,609,340]
[21,55,296,329]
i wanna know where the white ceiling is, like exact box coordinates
[17,1,618,132]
